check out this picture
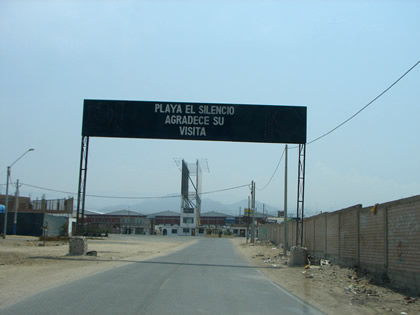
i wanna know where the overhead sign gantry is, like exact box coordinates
[77,99,307,244]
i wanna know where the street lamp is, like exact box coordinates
[2,148,34,239]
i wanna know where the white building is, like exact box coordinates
[180,206,198,236]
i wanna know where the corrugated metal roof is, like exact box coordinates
[74,209,104,216]
[200,211,234,218]
[147,210,180,218]
[106,210,145,216]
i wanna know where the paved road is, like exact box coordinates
[1,238,323,315]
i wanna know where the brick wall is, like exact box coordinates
[339,207,359,266]
[326,212,339,259]
[359,207,385,273]
[314,215,326,256]
[304,219,314,252]
[386,198,420,292]
[258,195,420,294]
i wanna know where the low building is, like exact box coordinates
[200,211,235,226]
[85,210,150,235]
[0,194,74,236]
[0,194,73,216]
[147,211,181,235]
[265,216,284,224]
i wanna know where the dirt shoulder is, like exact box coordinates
[232,238,419,315]
[0,235,197,308]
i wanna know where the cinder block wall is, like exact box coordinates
[386,197,420,293]
[339,207,360,266]
[259,195,420,293]
[359,207,386,273]
[313,215,326,257]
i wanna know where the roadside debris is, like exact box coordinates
[404,296,417,304]
[240,239,420,314]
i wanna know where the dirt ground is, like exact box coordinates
[2,235,419,314]
[232,238,420,315]
[0,235,197,308]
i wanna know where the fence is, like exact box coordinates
[258,195,420,293]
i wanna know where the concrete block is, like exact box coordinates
[288,246,308,266]
[69,237,88,255]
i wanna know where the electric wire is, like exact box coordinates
[19,182,249,200]
[307,60,420,145]
[259,60,420,190]
[20,183,75,196]
[257,148,285,191]
[200,184,250,195]
[7,61,419,200]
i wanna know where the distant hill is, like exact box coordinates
[98,197,280,216]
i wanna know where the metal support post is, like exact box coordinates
[76,136,89,235]
[296,144,306,246]
[283,144,288,255]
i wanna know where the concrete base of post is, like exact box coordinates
[288,246,308,267]
[69,237,88,255]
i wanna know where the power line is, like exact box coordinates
[257,148,285,191]
[20,183,180,199]
[10,62,419,201]
[19,182,249,200]
[200,184,250,195]
[308,60,420,145]
[21,183,75,196]
[84,193,180,200]
[259,60,419,190]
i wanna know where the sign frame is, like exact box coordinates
[82,99,307,144]
[76,99,307,245]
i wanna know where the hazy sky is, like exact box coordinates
[1,0,419,214]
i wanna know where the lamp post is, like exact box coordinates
[2,148,34,239]
[13,179,20,235]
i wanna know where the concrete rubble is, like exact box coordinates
[288,246,308,267]
[248,239,420,314]
[69,237,88,256]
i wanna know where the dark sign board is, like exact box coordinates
[82,100,307,144]
[181,160,189,199]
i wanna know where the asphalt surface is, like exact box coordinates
[1,238,323,315]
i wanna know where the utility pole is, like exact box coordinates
[251,181,256,243]
[246,196,250,243]
[283,144,288,256]
[263,203,265,219]
[2,148,34,239]
[2,166,11,239]
[13,179,20,235]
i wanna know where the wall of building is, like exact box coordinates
[0,195,32,211]
[86,214,150,235]
[259,195,420,294]
[1,212,68,236]
[155,216,180,225]
[200,217,226,225]
[0,195,74,215]
[156,225,180,236]
[43,214,68,236]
